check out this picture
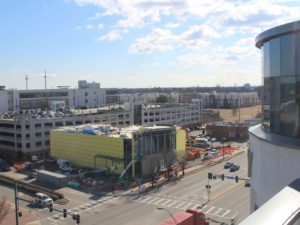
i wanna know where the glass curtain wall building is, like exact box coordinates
[249,20,300,211]
[258,26,300,137]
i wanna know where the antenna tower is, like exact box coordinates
[25,75,29,90]
[44,69,47,89]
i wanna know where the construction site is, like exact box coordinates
[50,124,186,179]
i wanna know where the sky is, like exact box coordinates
[0,0,299,89]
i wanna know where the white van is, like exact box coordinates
[34,193,53,206]
[57,159,72,172]
[194,138,210,147]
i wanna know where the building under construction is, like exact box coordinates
[50,124,186,178]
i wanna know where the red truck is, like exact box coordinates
[158,209,209,225]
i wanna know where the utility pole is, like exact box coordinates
[14,181,19,225]
[44,69,47,90]
[25,75,29,90]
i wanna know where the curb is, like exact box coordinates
[120,150,246,197]
[208,181,245,203]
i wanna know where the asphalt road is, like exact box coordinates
[38,151,249,225]
[0,147,249,225]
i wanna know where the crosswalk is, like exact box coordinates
[44,195,120,225]
[135,195,236,221]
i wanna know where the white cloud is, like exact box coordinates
[97,23,104,29]
[76,25,82,30]
[85,24,94,30]
[165,22,180,29]
[129,28,175,54]
[74,0,300,34]
[96,30,122,41]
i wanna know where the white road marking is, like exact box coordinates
[160,199,172,206]
[212,208,223,215]
[139,196,152,203]
[174,202,186,209]
[204,206,216,214]
[166,201,180,208]
[147,197,161,204]
[221,209,231,217]
[182,202,193,209]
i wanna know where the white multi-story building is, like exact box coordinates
[133,102,202,127]
[0,80,119,112]
[171,91,259,108]
[0,105,132,160]
[120,93,165,104]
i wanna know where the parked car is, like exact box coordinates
[229,164,240,172]
[204,153,215,159]
[224,162,234,169]
[44,157,57,164]
[34,193,53,207]
[245,179,251,187]
[0,164,10,172]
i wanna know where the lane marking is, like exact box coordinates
[160,200,172,206]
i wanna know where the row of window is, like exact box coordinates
[144,110,199,116]
[19,91,68,99]
[0,140,50,148]
[144,117,198,123]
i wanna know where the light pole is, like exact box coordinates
[157,207,178,225]
[14,181,19,225]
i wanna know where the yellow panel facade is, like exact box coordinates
[50,131,124,174]
[176,129,186,161]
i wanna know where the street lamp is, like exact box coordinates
[157,207,178,225]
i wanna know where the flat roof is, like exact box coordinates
[37,170,67,178]
[255,20,300,48]
[54,124,173,139]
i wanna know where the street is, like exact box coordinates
[0,150,250,225]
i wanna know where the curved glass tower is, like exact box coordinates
[256,21,300,137]
[249,20,300,211]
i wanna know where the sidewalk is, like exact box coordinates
[120,148,246,196]
[2,207,40,225]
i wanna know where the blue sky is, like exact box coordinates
[0,0,299,89]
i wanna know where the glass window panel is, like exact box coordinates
[270,77,281,111]
[263,42,270,77]
[280,76,296,136]
[270,38,280,77]
[280,34,296,76]
[296,32,300,75]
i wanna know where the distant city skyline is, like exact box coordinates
[0,0,299,89]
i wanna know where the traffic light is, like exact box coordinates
[63,209,67,218]
[76,214,80,224]
[221,174,225,181]
[49,203,53,213]
[208,172,213,179]
[235,176,239,183]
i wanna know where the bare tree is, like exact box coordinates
[176,150,187,176]
[149,156,159,187]
[0,197,9,224]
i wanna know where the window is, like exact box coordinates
[35,124,41,128]
[44,122,52,127]
[35,132,42,137]
[45,140,50,146]
[280,34,296,76]
[35,141,42,147]
[26,143,30,148]
[55,122,63,127]
[44,131,50,136]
